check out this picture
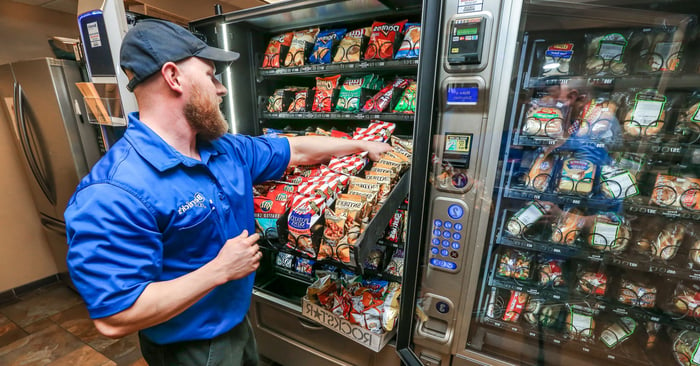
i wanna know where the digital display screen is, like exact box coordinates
[447,85,478,105]
[456,27,478,36]
[445,134,472,153]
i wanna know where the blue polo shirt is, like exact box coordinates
[65,112,290,344]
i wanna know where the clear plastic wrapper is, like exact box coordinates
[556,157,598,196]
[617,278,657,309]
[523,297,562,328]
[521,98,566,139]
[551,207,586,245]
[633,26,685,74]
[600,164,639,199]
[584,30,634,76]
[672,330,700,366]
[670,282,700,319]
[571,93,622,141]
[576,263,608,296]
[505,200,547,237]
[385,248,405,277]
[650,174,700,211]
[497,248,534,280]
[540,42,576,77]
[565,304,596,341]
[586,213,630,253]
[675,92,700,144]
[524,150,556,192]
[620,89,672,138]
[599,316,637,349]
[537,255,566,287]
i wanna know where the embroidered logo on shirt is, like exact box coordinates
[178,192,207,215]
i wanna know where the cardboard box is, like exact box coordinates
[301,297,395,352]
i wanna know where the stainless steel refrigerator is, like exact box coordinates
[0,58,103,280]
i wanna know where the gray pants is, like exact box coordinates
[138,317,259,366]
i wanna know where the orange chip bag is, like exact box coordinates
[262,32,294,68]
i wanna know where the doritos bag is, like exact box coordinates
[310,29,347,64]
[364,20,407,60]
[262,32,294,68]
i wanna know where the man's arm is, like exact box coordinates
[92,231,261,338]
[287,136,392,166]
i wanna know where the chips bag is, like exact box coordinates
[312,75,341,112]
[284,28,320,67]
[365,20,407,60]
[309,29,347,64]
[362,78,409,113]
[335,74,378,112]
[393,80,417,113]
[333,27,371,63]
[262,32,294,68]
[395,23,421,59]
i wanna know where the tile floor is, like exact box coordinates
[0,281,279,366]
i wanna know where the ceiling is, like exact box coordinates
[10,0,273,21]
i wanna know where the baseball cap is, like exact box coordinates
[120,19,240,91]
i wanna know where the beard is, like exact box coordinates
[183,84,229,141]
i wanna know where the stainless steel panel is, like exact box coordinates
[11,58,93,219]
[251,295,375,366]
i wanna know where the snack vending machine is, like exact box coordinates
[190,0,700,365]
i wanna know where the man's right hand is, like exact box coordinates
[213,230,262,283]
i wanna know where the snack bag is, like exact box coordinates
[253,196,288,237]
[262,32,294,68]
[284,28,320,67]
[287,195,326,257]
[503,291,528,322]
[333,27,371,63]
[364,20,407,60]
[312,75,341,112]
[395,23,421,59]
[309,29,347,64]
[385,248,405,277]
[497,248,534,280]
[267,88,297,112]
[336,74,377,112]
[584,30,633,76]
[393,80,417,113]
[362,78,409,113]
[618,279,657,308]
[577,271,608,296]
[288,88,311,112]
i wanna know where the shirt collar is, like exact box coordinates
[124,112,224,171]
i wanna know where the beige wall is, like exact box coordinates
[0,0,80,292]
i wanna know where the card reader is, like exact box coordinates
[447,16,485,65]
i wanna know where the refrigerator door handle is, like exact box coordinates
[40,213,67,236]
[14,82,57,206]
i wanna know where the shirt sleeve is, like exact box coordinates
[64,182,162,319]
[230,135,290,184]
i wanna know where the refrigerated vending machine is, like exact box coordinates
[189,0,700,365]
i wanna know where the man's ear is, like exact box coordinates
[161,62,184,94]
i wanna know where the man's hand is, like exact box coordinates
[211,230,262,283]
[363,141,393,161]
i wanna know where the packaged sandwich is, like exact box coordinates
[600,317,637,349]
[572,94,621,141]
[650,174,700,210]
[505,201,546,237]
[525,150,556,192]
[670,282,700,319]
[551,207,586,245]
[309,29,347,64]
[522,100,565,139]
[634,26,684,73]
[395,23,421,59]
[537,255,566,287]
[523,297,562,328]
[674,92,700,143]
[618,279,657,308]
[312,75,341,112]
[540,42,575,76]
[690,237,700,269]
[333,27,371,63]
[587,213,630,253]
[577,271,608,296]
[262,32,294,68]
[600,165,639,199]
[672,330,700,366]
[584,30,633,76]
[565,304,596,341]
[365,20,407,60]
[621,89,669,138]
[284,28,320,67]
[557,158,597,195]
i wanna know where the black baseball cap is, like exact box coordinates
[120,19,240,91]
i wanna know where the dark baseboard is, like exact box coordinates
[0,273,62,306]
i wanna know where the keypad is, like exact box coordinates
[428,202,466,271]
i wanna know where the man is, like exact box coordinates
[64,19,391,366]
